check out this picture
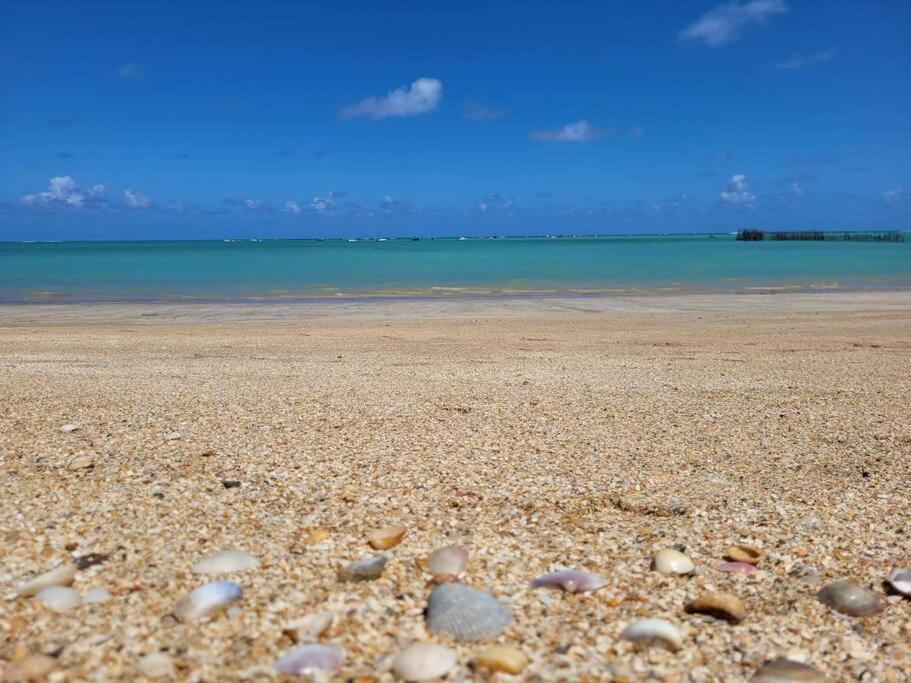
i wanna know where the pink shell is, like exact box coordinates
[531,570,608,593]
[716,561,758,574]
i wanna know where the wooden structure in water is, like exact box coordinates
[736,230,905,242]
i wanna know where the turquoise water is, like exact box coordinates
[1,235,909,302]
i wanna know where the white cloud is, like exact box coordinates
[680,0,789,47]
[243,198,262,210]
[340,78,442,120]
[123,189,151,208]
[628,126,645,138]
[775,47,838,70]
[117,62,145,79]
[529,120,614,143]
[89,184,107,196]
[284,200,302,214]
[883,187,908,204]
[20,175,86,207]
[720,174,756,206]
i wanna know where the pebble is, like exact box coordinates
[274,644,345,676]
[886,568,911,596]
[138,652,174,679]
[339,555,388,582]
[305,528,331,544]
[475,645,528,674]
[164,432,182,441]
[16,563,77,596]
[366,525,407,550]
[392,642,456,681]
[67,454,95,470]
[652,548,695,575]
[282,611,335,643]
[59,423,80,433]
[619,618,682,651]
[174,580,242,620]
[82,587,112,604]
[428,545,468,581]
[816,581,884,617]
[724,544,762,565]
[530,569,608,593]
[35,586,81,613]
[191,549,258,575]
[684,592,747,623]
[2,654,57,682]
[221,480,241,489]
[750,658,828,682]
[425,582,513,641]
[716,561,758,575]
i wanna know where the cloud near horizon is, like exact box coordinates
[680,0,789,47]
[529,120,614,143]
[340,78,442,120]
[720,173,756,206]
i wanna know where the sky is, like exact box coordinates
[1,0,909,240]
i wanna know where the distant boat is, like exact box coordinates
[458,236,467,240]
[377,238,387,242]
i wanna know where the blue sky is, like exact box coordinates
[1,0,909,239]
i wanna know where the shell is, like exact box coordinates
[191,549,258,575]
[82,587,112,604]
[338,555,388,582]
[475,645,528,674]
[620,618,682,651]
[530,570,608,593]
[305,528,331,544]
[60,423,81,432]
[716,561,758,575]
[35,586,81,613]
[425,582,513,641]
[2,654,57,681]
[282,611,335,643]
[652,548,695,575]
[684,592,747,623]
[886,568,911,596]
[174,580,242,620]
[138,652,175,679]
[816,581,883,617]
[392,642,456,681]
[274,644,345,676]
[428,545,468,580]
[724,544,761,565]
[16,563,78,596]
[750,658,828,682]
[367,525,407,550]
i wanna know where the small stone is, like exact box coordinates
[366,525,407,550]
[751,658,828,682]
[684,592,747,623]
[60,423,80,433]
[82,587,112,604]
[652,548,695,575]
[221,480,241,489]
[392,642,456,681]
[620,618,682,651]
[339,555,388,582]
[164,432,182,441]
[724,544,761,565]
[74,553,109,570]
[16,563,77,596]
[475,645,528,674]
[305,528,331,544]
[67,455,95,471]
[816,581,883,617]
[138,652,174,679]
[35,586,81,613]
[2,654,57,682]
[191,549,258,575]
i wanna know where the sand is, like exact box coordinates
[1,292,910,681]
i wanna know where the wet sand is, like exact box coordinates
[1,292,910,681]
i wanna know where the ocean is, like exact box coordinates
[1,234,909,303]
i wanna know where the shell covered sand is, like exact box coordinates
[1,304,910,680]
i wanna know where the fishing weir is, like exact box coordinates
[736,230,905,242]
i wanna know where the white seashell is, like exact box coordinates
[425,582,512,641]
[750,658,828,682]
[428,545,468,580]
[652,548,695,575]
[164,432,182,441]
[82,587,112,604]
[191,549,258,575]
[138,652,175,679]
[283,611,335,643]
[35,586,81,613]
[392,642,456,681]
[274,644,345,676]
[530,569,607,593]
[16,563,78,596]
[339,555,388,582]
[620,618,683,651]
[886,568,911,596]
[60,423,81,433]
[174,580,242,620]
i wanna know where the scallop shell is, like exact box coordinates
[684,592,747,623]
[274,644,345,676]
[750,658,828,682]
[620,618,682,651]
[816,581,883,617]
[886,568,911,596]
[425,583,513,641]
[652,548,695,575]
[716,561,758,575]
[338,555,388,582]
[174,580,242,620]
[35,586,81,613]
[16,563,78,596]
[392,642,456,681]
[530,569,607,593]
[191,549,259,575]
[367,525,407,550]
[428,545,468,581]
[724,544,761,565]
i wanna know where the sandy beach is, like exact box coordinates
[2,291,910,681]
